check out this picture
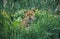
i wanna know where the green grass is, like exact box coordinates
[0,9,60,39]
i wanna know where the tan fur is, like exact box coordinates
[20,10,35,28]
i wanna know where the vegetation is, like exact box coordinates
[0,0,60,39]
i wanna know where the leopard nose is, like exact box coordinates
[29,18,31,20]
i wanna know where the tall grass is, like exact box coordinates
[0,9,60,39]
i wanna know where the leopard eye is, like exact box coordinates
[30,14,33,15]
[27,14,29,16]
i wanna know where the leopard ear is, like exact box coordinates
[24,11,28,13]
[31,8,35,12]
[32,9,35,12]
